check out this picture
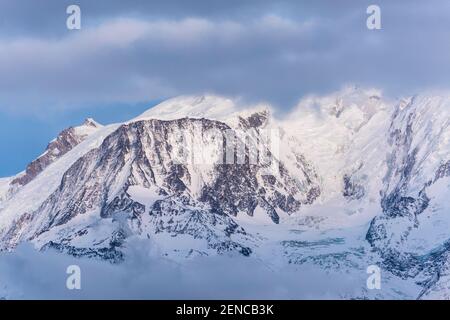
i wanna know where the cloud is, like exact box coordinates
[1,0,450,113]
[0,15,320,112]
[0,242,366,299]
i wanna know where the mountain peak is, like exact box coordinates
[10,118,103,187]
[132,94,271,125]
[82,118,102,128]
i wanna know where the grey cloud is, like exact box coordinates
[1,0,450,113]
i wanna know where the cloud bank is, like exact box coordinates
[0,242,367,300]
[1,0,450,112]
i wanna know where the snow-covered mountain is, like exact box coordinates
[0,88,449,299]
[1,118,103,202]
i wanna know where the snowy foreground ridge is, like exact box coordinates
[0,87,449,299]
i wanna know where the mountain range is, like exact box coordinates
[0,86,449,299]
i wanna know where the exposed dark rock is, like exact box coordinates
[343,174,365,200]
[12,118,101,186]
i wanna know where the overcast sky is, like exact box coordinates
[1,0,450,175]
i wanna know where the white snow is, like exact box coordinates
[127,185,163,208]
[0,178,10,195]
[234,206,276,225]
[73,118,103,137]
[132,94,271,125]
[0,177,12,209]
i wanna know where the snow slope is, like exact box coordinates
[0,177,12,210]
[133,95,271,122]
